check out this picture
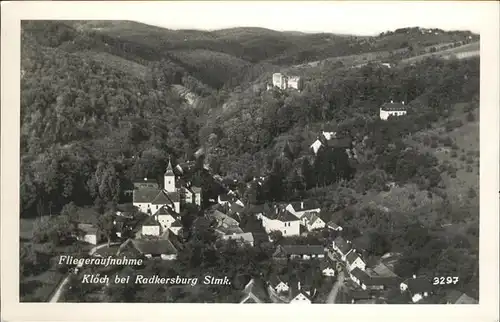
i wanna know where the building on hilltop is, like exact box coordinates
[271,73,302,91]
[132,160,201,216]
[379,101,407,120]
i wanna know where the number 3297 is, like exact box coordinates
[433,276,459,285]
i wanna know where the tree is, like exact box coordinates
[97,211,115,246]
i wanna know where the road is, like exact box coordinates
[49,242,120,303]
[325,270,345,304]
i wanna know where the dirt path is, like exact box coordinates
[326,271,345,304]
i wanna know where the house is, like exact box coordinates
[286,201,321,219]
[168,219,183,236]
[371,262,398,278]
[302,212,326,231]
[218,194,232,206]
[141,216,161,237]
[155,206,177,231]
[132,160,201,215]
[273,245,325,260]
[221,232,254,246]
[327,221,343,232]
[209,210,240,228]
[289,283,312,304]
[350,268,371,290]
[228,201,245,216]
[444,290,478,304]
[272,73,288,89]
[133,178,159,190]
[310,139,323,155]
[379,101,407,120]
[400,276,433,303]
[118,238,178,260]
[332,236,353,260]
[269,275,290,294]
[320,260,336,277]
[76,224,101,245]
[240,278,270,303]
[257,209,301,237]
[346,251,366,272]
[287,76,302,90]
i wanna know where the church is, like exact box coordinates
[132,160,202,216]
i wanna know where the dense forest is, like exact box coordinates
[20,20,480,302]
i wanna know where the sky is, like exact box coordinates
[134,1,486,35]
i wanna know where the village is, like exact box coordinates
[65,71,476,304]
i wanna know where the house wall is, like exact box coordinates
[257,214,300,237]
[290,294,311,304]
[194,193,201,206]
[169,226,182,235]
[379,109,407,120]
[134,202,152,214]
[322,268,336,276]
[158,215,176,229]
[142,225,160,236]
[308,219,326,231]
[80,233,98,245]
[276,282,289,293]
[160,254,177,260]
[348,257,367,272]
[173,202,180,214]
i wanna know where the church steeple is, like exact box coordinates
[164,159,176,192]
[165,159,174,176]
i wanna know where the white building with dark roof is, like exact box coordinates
[379,101,408,120]
[133,160,201,216]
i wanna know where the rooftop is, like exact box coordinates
[333,236,352,254]
[281,244,325,255]
[132,238,177,255]
[77,223,98,234]
[381,102,407,111]
[133,188,162,203]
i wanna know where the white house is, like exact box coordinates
[141,217,161,237]
[257,209,301,237]
[349,268,370,290]
[400,275,433,303]
[289,284,312,304]
[168,219,183,236]
[322,131,336,141]
[320,260,336,277]
[379,101,407,120]
[327,221,343,231]
[302,212,326,231]
[287,76,301,90]
[332,236,353,261]
[272,73,288,89]
[76,224,101,245]
[286,201,321,219]
[156,206,177,231]
[269,276,289,294]
[218,194,232,206]
[310,139,323,155]
[346,251,366,272]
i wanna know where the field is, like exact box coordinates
[401,42,480,64]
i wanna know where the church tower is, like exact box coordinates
[164,160,176,193]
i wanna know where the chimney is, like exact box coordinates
[300,202,304,209]
[402,101,405,105]
[298,281,301,290]
[412,274,416,279]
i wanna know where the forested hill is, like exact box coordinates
[20,20,479,220]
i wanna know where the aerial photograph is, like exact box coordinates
[19,6,480,304]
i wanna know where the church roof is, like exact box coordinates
[164,160,175,176]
